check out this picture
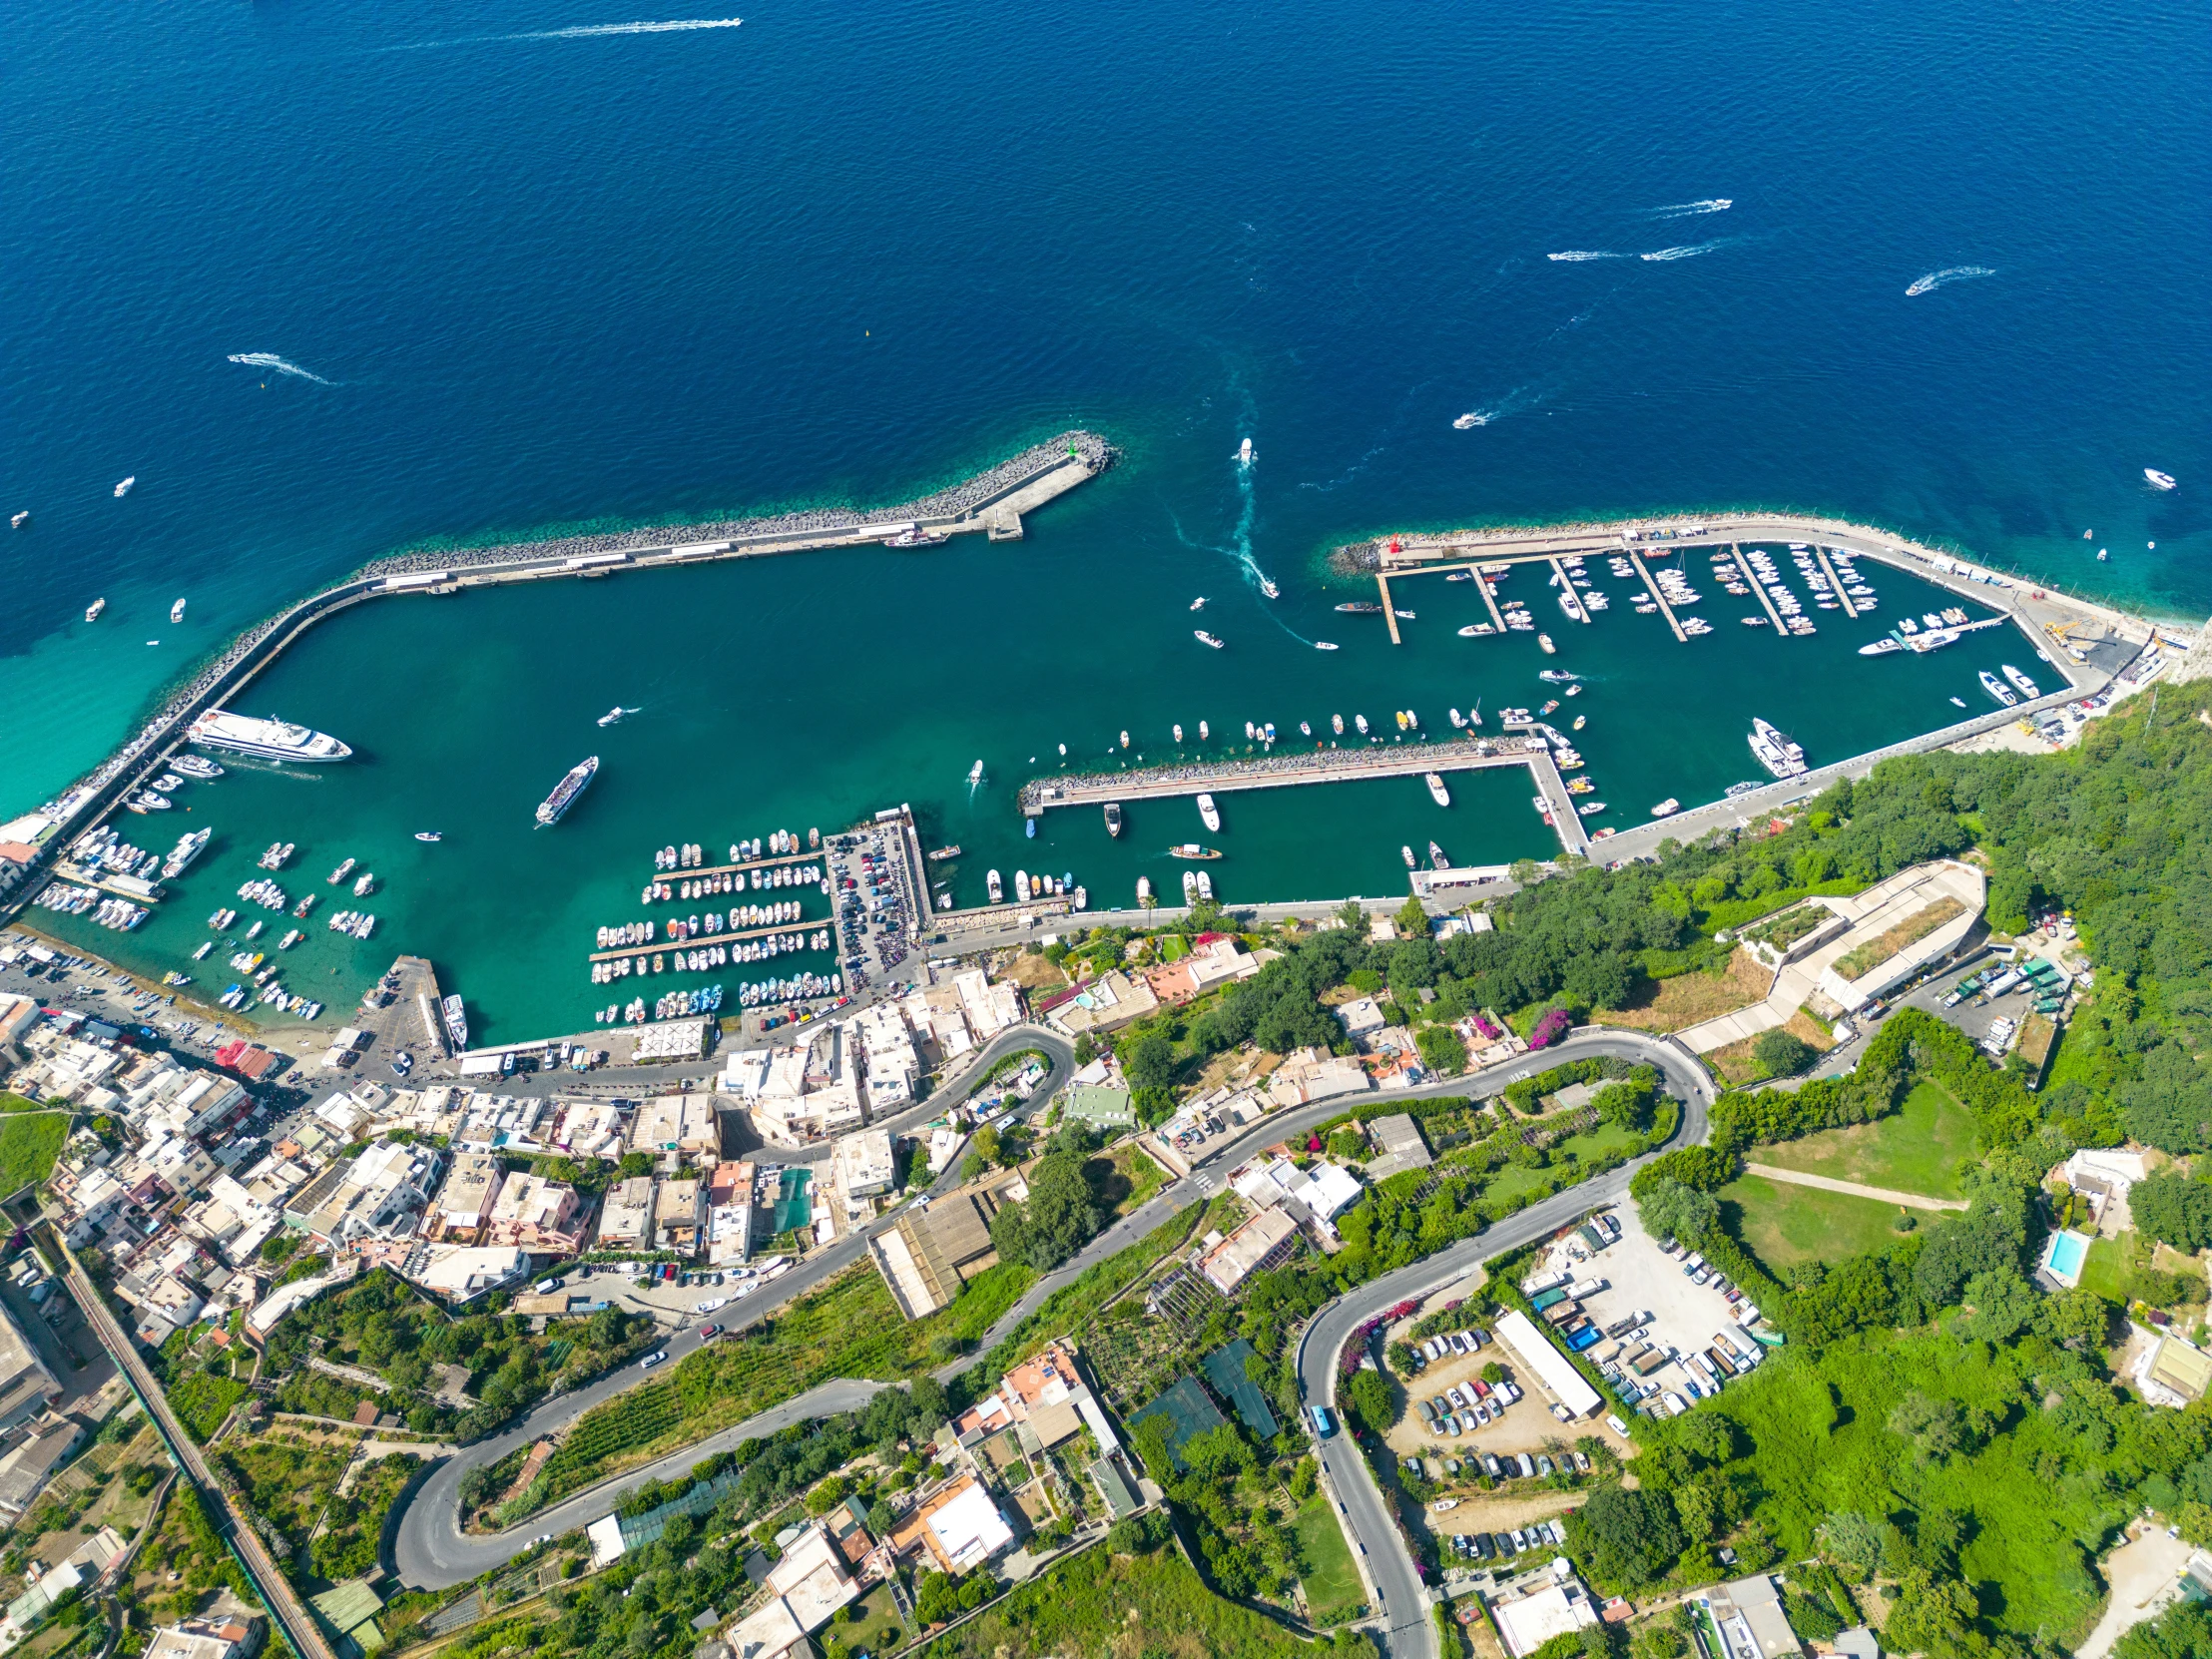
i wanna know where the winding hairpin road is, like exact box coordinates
[393,1026,1716,1659]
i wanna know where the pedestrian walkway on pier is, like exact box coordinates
[1628,553,1689,642]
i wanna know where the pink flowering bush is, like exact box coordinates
[1528,1007,1572,1049]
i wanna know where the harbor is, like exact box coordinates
[4,497,2195,1047]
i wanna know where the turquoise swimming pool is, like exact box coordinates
[2045,1231,2090,1281]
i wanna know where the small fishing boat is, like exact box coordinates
[1199,720,1210,740]
[1167,843,1222,859]
[1315,641,1339,651]
[1194,631,1225,649]
[414,831,442,842]
[1119,731,1130,749]
[170,598,187,624]
[1400,844,1415,868]
[927,844,961,861]
[1190,597,1207,611]
[1173,725,1184,742]
[1332,714,1345,734]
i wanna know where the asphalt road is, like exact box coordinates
[389,1026,1710,1604]
[1294,1030,1716,1659]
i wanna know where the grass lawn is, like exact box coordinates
[2078,1234,2139,1303]
[834,1582,906,1655]
[1590,948,1771,1035]
[1294,1495,1364,1624]
[1755,1080,1974,1199]
[1720,1174,1909,1273]
[0,1113,70,1193]
[1484,1164,1550,1205]
[1107,1142,1169,1217]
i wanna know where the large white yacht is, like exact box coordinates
[187,711,352,762]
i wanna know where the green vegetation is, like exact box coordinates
[120,1480,261,1627]
[1750,1029,1817,1078]
[1754,1079,1975,1199]
[1716,1174,1909,1272]
[1294,1494,1365,1624]
[1832,895,1967,982]
[0,1113,70,1193]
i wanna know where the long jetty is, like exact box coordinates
[1,436,1111,929]
[1018,736,1592,856]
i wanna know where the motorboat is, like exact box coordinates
[1104,803,1123,838]
[1315,641,1339,650]
[2002,664,2040,698]
[1194,631,1225,649]
[9,512,25,529]
[171,755,224,780]
[1458,624,1495,638]
[1194,869,1213,901]
[1979,670,2018,708]
[114,476,136,497]
[1538,670,1579,684]
[987,869,1003,904]
[1197,795,1221,832]
[1355,715,1369,735]
[1199,721,1209,740]
[1136,875,1152,903]
[442,994,469,1051]
[1336,601,1383,614]
[1425,773,1450,808]
[1119,731,1130,749]
[1190,598,1207,611]
[1537,634,1556,655]
[1578,802,1607,817]
[170,599,187,624]
[1258,575,1280,599]
[85,598,106,622]
[1332,714,1345,734]
[328,857,356,884]
[967,760,984,785]
[1024,818,1036,839]
[1183,869,1198,904]
[1572,715,1585,731]
[1748,718,1808,780]
[1237,437,1254,466]
[598,707,634,727]
[2146,468,2177,491]
[1650,799,1681,818]
[1859,638,1903,656]
[1014,870,1032,902]
[1400,845,1415,869]
[1427,840,1448,869]
[414,831,442,842]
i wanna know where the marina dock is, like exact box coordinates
[1730,544,1790,633]
[1814,546,1860,619]
[1018,736,1592,856]
[1628,553,1689,643]
[1379,574,1403,645]
[1549,557,1591,624]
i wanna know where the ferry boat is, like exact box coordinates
[1335,602,1383,614]
[987,869,1003,903]
[1537,633,1556,655]
[927,844,961,861]
[1167,843,1222,860]
[1103,803,1123,837]
[170,599,187,624]
[442,994,469,1051]
[2002,664,2040,698]
[1650,798,1681,818]
[2146,468,2177,491]
[1859,637,1903,656]
[1428,839,1448,868]
[1980,670,2019,708]
[1197,794,1221,831]
[328,857,356,884]
[1426,773,1450,808]
[114,476,136,498]
[1749,718,1808,780]
[189,711,352,762]
[85,598,106,622]
[1194,631,1225,649]
[536,756,599,826]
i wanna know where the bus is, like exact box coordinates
[1308,1404,1337,1438]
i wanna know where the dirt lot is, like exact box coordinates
[1546,1198,1763,1407]
[1425,1485,1583,1536]
[995,951,1069,989]
[1589,948,1770,1035]
[1706,1008,1838,1086]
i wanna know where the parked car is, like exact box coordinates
[641,1350,668,1370]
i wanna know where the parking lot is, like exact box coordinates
[1550,1198,1769,1414]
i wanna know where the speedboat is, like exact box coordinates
[114,476,136,498]
[1237,437,1254,466]
[1190,598,1207,611]
[1428,839,1448,869]
[415,831,442,842]
[2002,664,2040,698]
[2146,468,2177,491]
[1258,575,1280,599]
[1104,802,1123,837]
[597,707,629,727]
[1194,631,1225,649]
[1197,795,1222,832]
[85,598,106,622]
[967,759,984,785]
[170,599,187,624]
[1315,641,1339,651]
[1401,844,1415,868]
[1859,638,1903,656]
[1426,773,1449,808]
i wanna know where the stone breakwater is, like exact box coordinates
[361,430,1116,579]
[1016,731,1527,811]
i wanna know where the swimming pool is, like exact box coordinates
[2044,1230,2091,1283]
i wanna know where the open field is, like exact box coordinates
[1755,1080,1974,1200]
[1590,949,1770,1035]
[1720,1173,1907,1273]
[0,1113,71,1192]
[1295,1495,1363,1624]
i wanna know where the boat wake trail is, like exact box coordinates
[228,352,332,384]
[383,16,741,50]
[1906,265,1995,296]
[1450,384,1538,431]
[1641,198,1732,219]
[1640,241,1723,262]
[1547,250,1623,262]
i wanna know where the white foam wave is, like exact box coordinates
[1906,265,1995,296]
[228,352,333,384]
[520,16,743,38]
[1643,198,1732,219]
[1547,251,1621,262]
[1640,242,1721,262]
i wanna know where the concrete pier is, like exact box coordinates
[1379,574,1403,645]
[1730,544,1790,634]
[1814,546,1860,620]
[1628,553,1689,642]
[1548,558,1592,624]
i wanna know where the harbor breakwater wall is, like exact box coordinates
[3,433,1113,924]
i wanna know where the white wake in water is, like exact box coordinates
[228,352,332,384]
[386,16,741,50]
[1642,198,1732,219]
[1640,242,1722,262]
[1547,250,1622,262]
[1906,265,1995,296]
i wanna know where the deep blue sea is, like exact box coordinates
[4,0,2209,1039]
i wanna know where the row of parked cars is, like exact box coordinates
[1417,1376,1522,1436]
[1405,1325,1491,1371]
[1450,1514,1569,1562]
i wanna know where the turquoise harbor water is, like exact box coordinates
[4,0,2208,1039]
